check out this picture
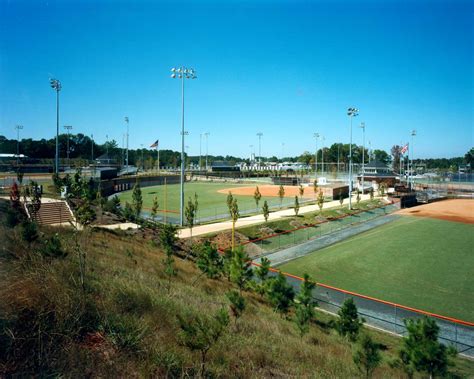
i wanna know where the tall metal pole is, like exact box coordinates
[125,117,129,167]
[50,79,61,174]
[321,135,325,175]
[204,132,210,170]
[199,133,202,170]
[257,132,263,167]
[15,125,23,166]
[337,143,340,178]
[313,133,319,179]
[347,107,359,210]
[411,130,416,190]
[91,134,94,162]
[360,122,365,192]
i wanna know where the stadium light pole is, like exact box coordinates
[124,117,129,167]
[171,66,197,226]
[360,122,366,192]
[256,132,263,167]
[321,135,325,175]
[50,78,62,174]
[313,133,319,179]
[204,132,210,170]
[411,129,416,190]
[199,133,202,170]
[15,125,23,166]
[64,125,72,167]
[347,107,359,210]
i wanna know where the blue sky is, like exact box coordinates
[0,0,472,159]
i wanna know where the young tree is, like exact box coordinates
[226,191,233,213]
[185,193,199,238]
[229,197,239,251]
[226,290,246,327]
[255,257,271,296]
[278,185,285,208]
[160,223,178,291]
[76,199,96,226]
[399,317,457,379]
[369,187,374,201]
[338,189,344,208]
[195,241,223,280]
[132,180,143,220]
[253,186,262,210]
[335,297,364,341]
[299,184,304,198]
[229,246,253,294]
[9,181,21,212]
[356,188,361,206]
[28,181,42,221]
[151,196,159,223]
[266,272,295,316]
[262,200,270,222]
[353,334,382,379]
[317,190,325,214]
[294,195,300,216]
[294,274,317,337]
[177,308,229,377]
[313,179,318,200]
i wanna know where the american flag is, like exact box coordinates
[150,140,159,149]
[400,143,409,154]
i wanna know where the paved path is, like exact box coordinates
[254,214,400,267]
[178,194,382,238]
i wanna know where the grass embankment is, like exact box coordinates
[280,216,474,322]
[1,201,472,377]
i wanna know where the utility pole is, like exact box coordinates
[360,122,366,193]
[347,107,359,210]
[124,117,129,167]
[50,78,62,174]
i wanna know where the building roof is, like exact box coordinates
[364,160,389,169]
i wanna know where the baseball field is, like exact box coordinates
[116,181,315,222]
[279,199,474,321]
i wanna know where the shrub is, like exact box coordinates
[20,220,38,243]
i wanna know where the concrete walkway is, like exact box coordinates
[178,194,383,238]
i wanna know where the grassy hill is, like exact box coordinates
[1,200,473,377]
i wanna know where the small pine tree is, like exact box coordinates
[160,223,178,291]
[177,308,229,377]
[313,179,318,200]
[262,200,270,222]
[278,185,285,208]
[336,297,364,341]
[229,198,239,251]
[151,196,159,223]
[294,274,317,337]
[229,246,253,294]
[369,187,374,201]
[299,184,304,198]
[226,191,233,213]
[226,290,246,326]
[254,186,262,210]
[294,196,300,216]
[255,257,271,296]
[132,180,143,220]
[266,272,295,316]
[353,334,382,379]
[399,317,457,379]
[356,189,361,206]
[338,189,344,207]
[9,181,21,212]
[196,241,223,280]
[185,193,199,238]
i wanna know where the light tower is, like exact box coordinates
[257,132,263,166]
[313,133,319,179]
[171,66,197,226]
[347,107,359,210]
[359,122,366,192]
[15,125,23,166]
[124,117,129,167]
[410,129,416,190]
[50,78,62,174]
[204,132,210,170]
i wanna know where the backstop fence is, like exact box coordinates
[262,268,474,358]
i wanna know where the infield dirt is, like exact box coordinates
[217,184,315,199]
[396,199,474,224]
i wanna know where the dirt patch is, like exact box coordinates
[217,185,314,198]
[396,199,474,224]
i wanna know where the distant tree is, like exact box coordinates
[378,182,387,197]
[391,145,402,173]
[229,246,253,294]
[132,180,143,219]
[226,290,246,327]
[229,198,239,251]
[177,308,229,378]
[335,297,364,341]
[294,273,317,337]
[266,271,295,316]
[317,190,325,214]
[278,185,285,208]
[195,241,223,280]
[373,149,391,165]
[16,170,24,185]
[464,147,474,165]
[151,196,159,223]
[294,196,300,216]
[262,200,270,222]
[399,317,457,379]
[253,186,262,210]
[185,193,199,238]
[353,334,382,379]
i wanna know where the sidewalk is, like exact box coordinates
[178,194,381,238]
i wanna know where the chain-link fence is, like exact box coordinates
[240,203,400,255]
[262,269,474,357]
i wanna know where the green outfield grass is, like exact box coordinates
[116,181,309,221]
[279,216,474,321]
